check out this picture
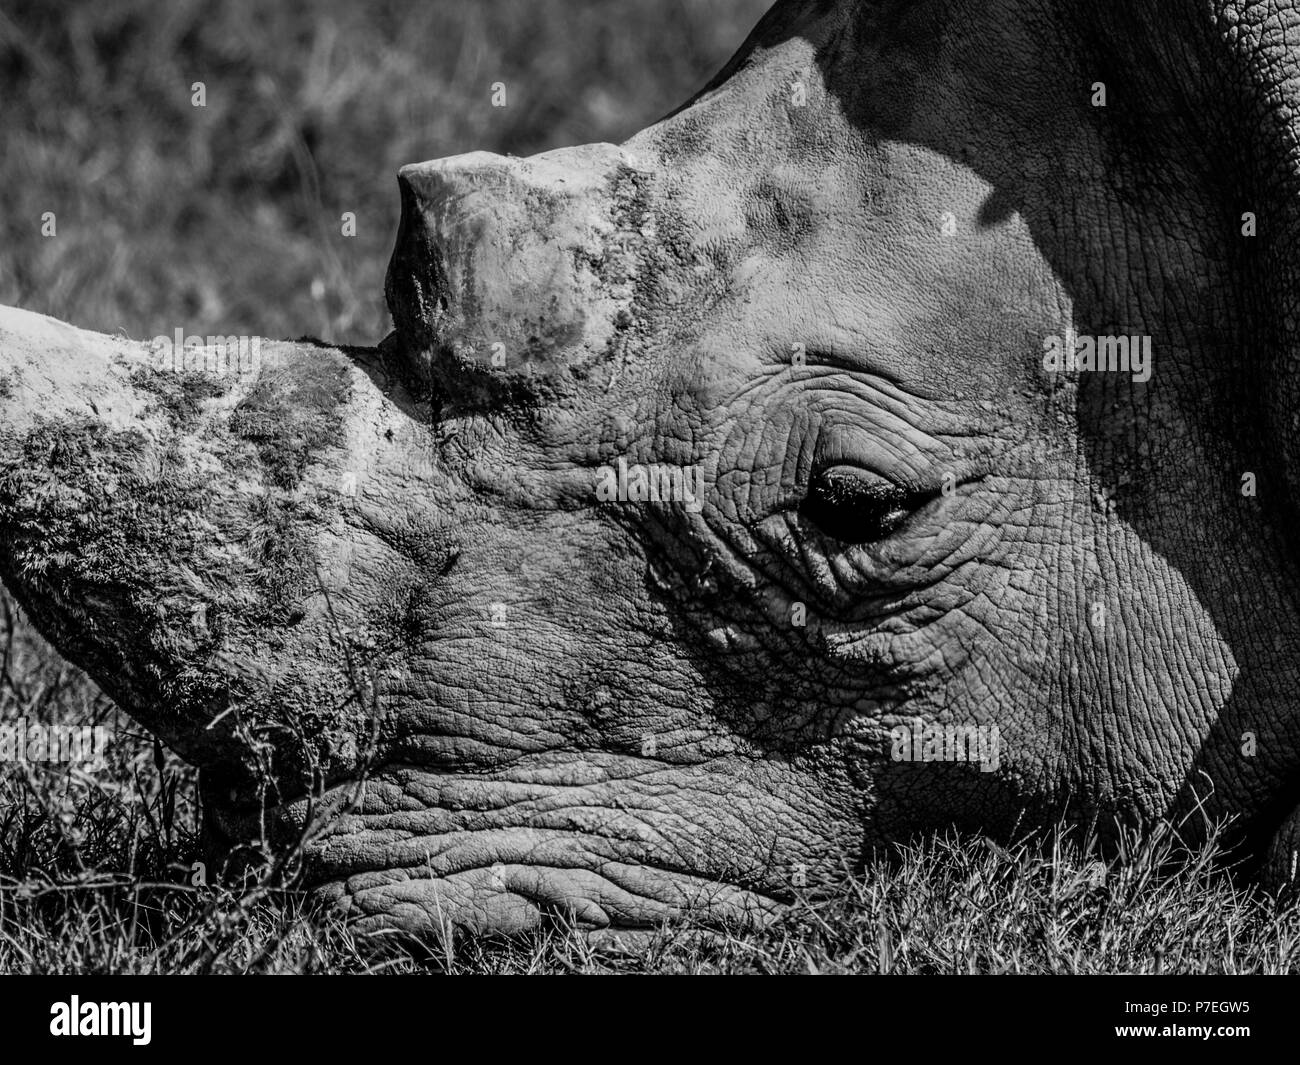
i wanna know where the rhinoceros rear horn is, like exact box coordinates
[384,145,645,401]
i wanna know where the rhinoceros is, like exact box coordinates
[3,0,1300,936]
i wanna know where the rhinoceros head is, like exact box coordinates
[5,0,1300,935]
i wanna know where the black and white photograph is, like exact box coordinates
[0,0,1294,1034]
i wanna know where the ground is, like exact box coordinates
[2,0,1300,973]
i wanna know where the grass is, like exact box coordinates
[3,0,1300,974]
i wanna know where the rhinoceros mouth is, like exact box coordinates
[331,845,785,937]
[207,758,808,935]
[326,822,788,936]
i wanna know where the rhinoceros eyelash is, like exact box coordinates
[797,464,938,546]
[784,347,907,382]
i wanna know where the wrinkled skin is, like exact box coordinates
[5,0,1300,936]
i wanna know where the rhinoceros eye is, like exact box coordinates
[800,464,928,545]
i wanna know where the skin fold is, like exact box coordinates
[4,0,1300,934]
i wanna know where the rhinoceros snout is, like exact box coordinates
[384,144,643,395]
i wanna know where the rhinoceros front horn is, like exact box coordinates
[0,304,458,825]
[384,144,643,398]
